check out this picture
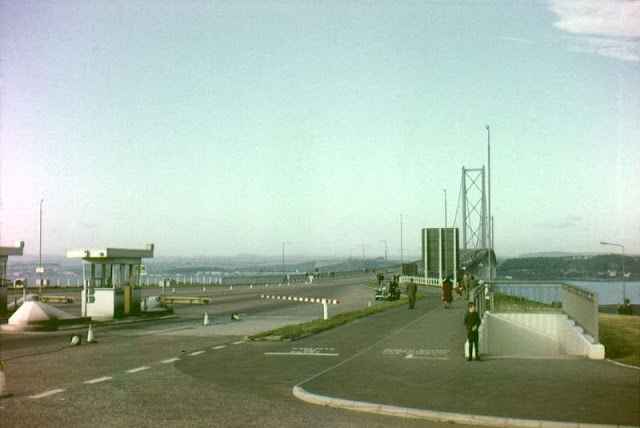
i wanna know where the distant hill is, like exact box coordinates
[518,251,599,258]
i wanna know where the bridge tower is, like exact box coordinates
[461,167,487,250]
[460,167,495,281]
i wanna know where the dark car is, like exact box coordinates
[375,279,401,301]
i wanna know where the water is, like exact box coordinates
[567,280,640,305]
[491,280,640,306]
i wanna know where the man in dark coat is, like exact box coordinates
[464,302,482,361]
[442,276,453,308]
[405,279,417,309]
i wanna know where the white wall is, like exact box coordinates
[478,312,604,360]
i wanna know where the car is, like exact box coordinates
[375,279,401,301]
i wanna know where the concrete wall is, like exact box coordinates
[478,312,604,360]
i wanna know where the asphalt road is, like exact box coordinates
[1,276,478,427]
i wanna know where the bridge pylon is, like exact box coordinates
[460,167,494,280]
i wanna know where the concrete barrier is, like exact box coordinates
[40,295,75,304]
[481,312,604,359]
[160,296,211,305]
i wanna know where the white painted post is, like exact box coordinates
[323,299,328,320]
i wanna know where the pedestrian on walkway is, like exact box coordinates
[464,302,481,361]
[442,276,453,308]
[461,272,470,299]
[405,278,417,309]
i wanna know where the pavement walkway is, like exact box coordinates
[293,291,640,427]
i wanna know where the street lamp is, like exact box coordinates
[359,244,366,272]
[600,241,625,302]
[400,214,404,265]
[379,240,387,262]
[282,241,291,283]
[38,199,44,298]
[443,189,448,228]
[486,125,493,281]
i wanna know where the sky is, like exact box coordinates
[1,0,639,259]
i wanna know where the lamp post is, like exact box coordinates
[443,189,448,228]
[485,125,493,281]
[600,241,625,302]
[400,214,404,265]
[282,241,291,283]
[379,240,387,262]
[359,244,366,272]
[38,199,44,297]
[486,125,492,249]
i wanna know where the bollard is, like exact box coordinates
[323,300,328,320]
[203,311,210,326]
[87,323,96,343]
[0,361,11,398]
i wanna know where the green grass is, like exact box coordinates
[492,292,562,313]
[599,314,640,367]
[248,297,410,341]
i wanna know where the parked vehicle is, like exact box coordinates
[375,279,401,301]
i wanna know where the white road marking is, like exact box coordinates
[264,352,339,357]
[211,345,227,350]
[188,350,205,356]
[126,366,151,373]
[29,388,65,399]
[232,340,245,345]
[405,354,449,360]
[161,357,181,364]
[83,376,112,384]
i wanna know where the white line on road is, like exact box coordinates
[405,354,449,360]
[83,376,113,384]
[29,388,65,399]
[188,350,205,356]
[126,366,151,373]
[264,352,339,357]
[211,345,227,350]
[232,340,245,345]
[161,357,181,364]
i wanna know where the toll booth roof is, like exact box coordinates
[0,241,25,256]
[67,244,154,260]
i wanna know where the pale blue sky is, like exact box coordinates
[1,1,639,258]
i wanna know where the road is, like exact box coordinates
[1,276,474,427]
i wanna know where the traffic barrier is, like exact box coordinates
[0,361,11,398]
[259,294,341,320]
[160,296,211,305]
[39,295,74,304]
[259,294,341,305]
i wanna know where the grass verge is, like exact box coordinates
[599,314,640,367]
[248,298,410,341]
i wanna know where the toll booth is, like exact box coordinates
[422,228,460,284]
[1,241,24,318]
[67,244,154,320]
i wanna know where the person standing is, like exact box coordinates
[461,273,470,300]
[464,302,482,361]
[405,278,417,309]
[442,276,453,308]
